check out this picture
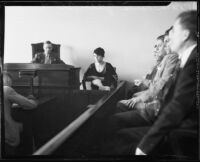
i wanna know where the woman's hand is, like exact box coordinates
[92,79,103,87]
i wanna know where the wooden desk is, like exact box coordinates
[4,63,81,97]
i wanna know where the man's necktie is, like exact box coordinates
[45,55,51,64]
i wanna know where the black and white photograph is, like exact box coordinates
[0,1,199,160]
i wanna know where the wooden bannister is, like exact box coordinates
[33,81,125,155]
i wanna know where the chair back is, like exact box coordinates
[31,42,60,58]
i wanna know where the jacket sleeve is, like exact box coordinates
[142,79,151,88]
[31,53,43,63]
[4,86,38,109]
[140,54,178,102]
[137,55,196,154]
[31,53,39,63]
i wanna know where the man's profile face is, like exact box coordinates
[169,18,185,54]
[153,39,165,62]
[43,44,53,55]
[164,35,171,54]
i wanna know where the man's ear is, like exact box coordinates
[182,29,190,41]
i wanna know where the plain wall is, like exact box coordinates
[4,2,196,83]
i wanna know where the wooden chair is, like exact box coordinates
[31,42,61,59]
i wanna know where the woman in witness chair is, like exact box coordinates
[82,47,118,91]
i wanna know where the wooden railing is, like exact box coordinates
[33,81,125,155]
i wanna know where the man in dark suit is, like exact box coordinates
[31,41,65,64]
[107,10,198,158]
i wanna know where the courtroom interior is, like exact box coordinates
[0,1,198,160]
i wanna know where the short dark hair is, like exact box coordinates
[157,35,165,42]
[43,41,53,49]
[94,47,105,57]
[177,10,197,41]
[44,40,52,45]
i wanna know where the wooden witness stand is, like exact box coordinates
[4,63,81,97]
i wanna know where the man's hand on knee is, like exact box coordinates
[134,102,146,111]
[118,97,140,109]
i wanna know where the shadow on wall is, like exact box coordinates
[61,45,94,81]
[61,45,74,65]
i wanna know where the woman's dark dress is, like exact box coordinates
[83,62,118,90]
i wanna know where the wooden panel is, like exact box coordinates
[9,90,108,154]
[37,70,70,86]
[4,63,74,70]
[3,63,81,97]
[5,81,125,157]
[52,82,126,157]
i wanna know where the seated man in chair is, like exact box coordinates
[31,41,65,64]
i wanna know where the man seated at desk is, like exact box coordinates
[31,41,65,64]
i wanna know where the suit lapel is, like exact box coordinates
[158,47,197,114]
[183,46,197,68]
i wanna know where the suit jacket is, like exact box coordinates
[3,86,37,146]
[31,52,65,64]
[138,47,198,154]
[138,59,182,123]
[145,63,159,81]
[139,53,179,102]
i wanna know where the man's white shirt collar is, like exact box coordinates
[179,44,197,68]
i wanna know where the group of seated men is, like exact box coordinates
[0,9,198,158]
[101,10,198,157]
